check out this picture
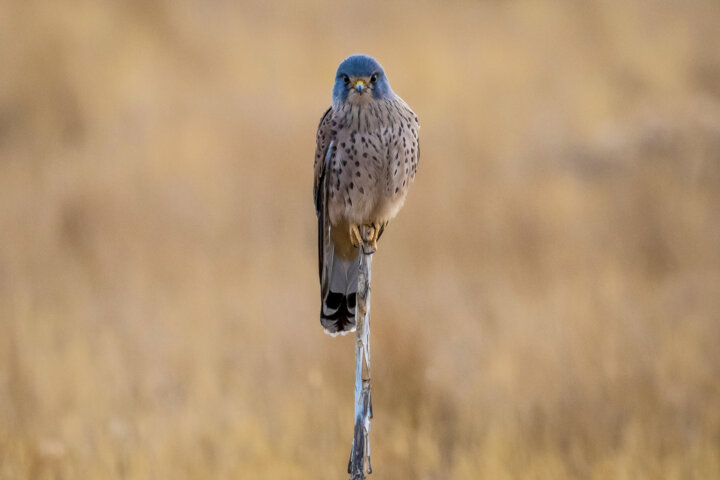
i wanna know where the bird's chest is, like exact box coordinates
[326,128,385,224]
[326,104,417,225]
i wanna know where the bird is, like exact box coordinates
[313,54,420,336]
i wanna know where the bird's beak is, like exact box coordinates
[354,80,365,93]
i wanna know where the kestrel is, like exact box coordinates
[314,54,420,335]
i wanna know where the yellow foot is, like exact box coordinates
[349,224,363,249]
[351,222,385,254]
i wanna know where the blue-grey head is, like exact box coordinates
[332,54,393,106]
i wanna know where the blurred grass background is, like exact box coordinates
[1,0,720,478]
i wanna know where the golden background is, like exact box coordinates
[1,1,719,478]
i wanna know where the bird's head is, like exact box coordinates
[333,54,393,106]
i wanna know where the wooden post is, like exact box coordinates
[348,244,373,479]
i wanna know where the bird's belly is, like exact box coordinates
[326,136,384,226]
[371,189,407,224]
[328,175,377,227]
[328,170,408,227]
[326,112,417,228]
[330,196,374,226]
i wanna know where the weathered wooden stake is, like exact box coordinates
[348,241,373,479]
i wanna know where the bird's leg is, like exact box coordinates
[375,222,386,243]
[349,224,363,249]
[368,225,379,254]
[363,222,387,253]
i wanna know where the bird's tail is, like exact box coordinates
[320,248,361,336]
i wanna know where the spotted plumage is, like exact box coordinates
[313,54,420,335]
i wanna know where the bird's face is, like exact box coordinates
[333,54,392,106]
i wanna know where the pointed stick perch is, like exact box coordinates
[348,237,373,479]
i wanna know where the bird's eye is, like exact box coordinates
[342,75,350,84]
[370,73,378,84]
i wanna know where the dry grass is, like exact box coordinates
[1,1,720,478]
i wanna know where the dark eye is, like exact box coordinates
[342,74,350,84]
[370,73,378,84]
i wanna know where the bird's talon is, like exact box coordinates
[359,225,377,254]
[351,223,382,254]
[349,224,363,248]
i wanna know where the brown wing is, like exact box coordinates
[314,107,333,283]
